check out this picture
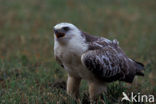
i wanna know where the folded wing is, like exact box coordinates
[81,45,136,82]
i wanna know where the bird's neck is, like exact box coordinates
[55,35,88,55]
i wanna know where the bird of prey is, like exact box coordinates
[53,22,144,100]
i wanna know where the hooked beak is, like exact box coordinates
[54,29,65,38]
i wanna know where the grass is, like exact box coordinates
[0,0,156,103]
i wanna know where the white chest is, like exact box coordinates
[54,40,93,79]
[55,45,82,66]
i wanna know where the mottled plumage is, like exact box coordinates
[53,22,144,100]
[81,32,144,83]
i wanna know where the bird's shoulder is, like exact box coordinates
[81,32,120,51]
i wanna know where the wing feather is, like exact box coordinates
[81,46,129,82]
[81,32,144,83]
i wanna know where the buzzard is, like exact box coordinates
[53,22,144,100]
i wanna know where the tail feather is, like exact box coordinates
[134,60,144,67]
[121,60,145,83]
[134,60,144,76]
[136,71,144,76]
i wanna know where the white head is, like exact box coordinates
[53,22,81,44]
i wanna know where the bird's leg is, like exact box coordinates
[67,74,81,99]
[88,82,107,102]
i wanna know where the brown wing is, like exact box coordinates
[81,32,144,83]
[81,46,130,82]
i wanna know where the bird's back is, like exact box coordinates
[81,32,144,83]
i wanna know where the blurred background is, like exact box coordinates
[0,0,156,103]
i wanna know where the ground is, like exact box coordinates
[0,0,156,103]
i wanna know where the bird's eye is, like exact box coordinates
[63,27,70,31]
